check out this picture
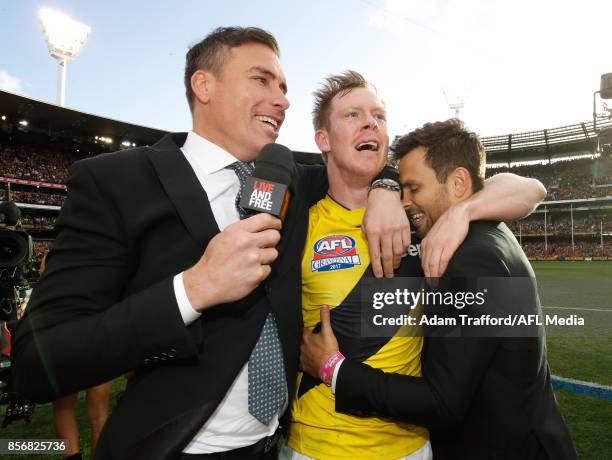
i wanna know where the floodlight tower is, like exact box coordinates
[593,73,612,131]
[592,73,612,154]
[443,89,465,119]
[449,99,464,119]
[39,7,91,107]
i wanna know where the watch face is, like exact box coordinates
[382,178,399,187]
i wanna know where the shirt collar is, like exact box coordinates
[181,131,241,174]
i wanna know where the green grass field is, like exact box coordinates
[532,261,612,460]
[0,379,124,459]
[1,261,610,459]
[534,261,612,386]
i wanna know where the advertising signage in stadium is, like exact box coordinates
[0,177,66,190]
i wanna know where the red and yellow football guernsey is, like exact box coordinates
[287,195,428,459]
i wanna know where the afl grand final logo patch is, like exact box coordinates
[311,235,362,272]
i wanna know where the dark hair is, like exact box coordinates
[393,118,485,192]
[312,70,372,131]
[184,26,280,112]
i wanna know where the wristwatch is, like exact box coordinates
[369,177,403,199]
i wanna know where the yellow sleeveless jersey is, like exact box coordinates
[287,195,428,459]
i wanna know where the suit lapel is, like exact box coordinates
[146,133,304,307]
[145,132,220,250]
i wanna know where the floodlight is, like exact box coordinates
[443,89,465,119]
[448,99,464,118]
[39,7,91,107]
[600,73,612,100]
[19,120,28,126]
[593,72,612,138]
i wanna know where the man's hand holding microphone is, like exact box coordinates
[183,144,293,311]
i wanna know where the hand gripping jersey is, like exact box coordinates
[287,196,428,459]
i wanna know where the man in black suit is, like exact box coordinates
[12,27,410,460]
[300,119,577,459]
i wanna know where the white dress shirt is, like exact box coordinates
[172,131,281,454]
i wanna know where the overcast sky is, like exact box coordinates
[1,0,610,152]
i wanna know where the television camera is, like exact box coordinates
[0,201,36,426]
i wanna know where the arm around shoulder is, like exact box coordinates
[469,173,546,222]
[297,163,328,206]
[333,241,504,430]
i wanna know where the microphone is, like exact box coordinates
[0,202,21,226]
[239,143,294,220]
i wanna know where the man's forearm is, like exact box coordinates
[466,173,546,222]
[335,359,458,430]
[363,164,411,277]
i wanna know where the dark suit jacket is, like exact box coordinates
[335,221,577,460]
[12,133,326,460]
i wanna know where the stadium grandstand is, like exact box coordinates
[484,115,612,260]
[0,89,166,269]
[1,88,611,269]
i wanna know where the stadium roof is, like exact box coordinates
[481,118,612,163]
[0,90,166,147]
[1,90,610,164]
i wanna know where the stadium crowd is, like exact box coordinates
[494,157,612,200]
[2,190,65,206]
[508,215,610,235]
[522,241,612,258]
[20,214,56,229]
[1,140,610,263]
[2,140,611,199]
[0,140,80,184]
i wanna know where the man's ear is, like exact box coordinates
[315,129,331,154]
[191,70,215,105]
[450,167,472,198]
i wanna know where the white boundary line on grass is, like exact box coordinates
[552,375,612,391]
[542,306,612,312]
[551,375,612,399]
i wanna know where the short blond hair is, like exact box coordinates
[312,70,372,131]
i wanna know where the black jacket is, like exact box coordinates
[335,221,577,460]
[13,133,326,459]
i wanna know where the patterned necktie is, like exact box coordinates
[227,161,288,425]
[227,161,254,219]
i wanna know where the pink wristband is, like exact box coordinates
[319,351,345,386]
